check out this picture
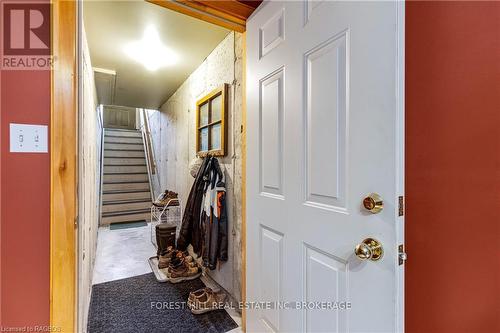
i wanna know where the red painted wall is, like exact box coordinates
[0,69,51,326]
[406,2,500,333]
[0,1,499,331]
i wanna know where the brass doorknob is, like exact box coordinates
[354,238,383,261]
[363,193,383,213]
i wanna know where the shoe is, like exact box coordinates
[166,255,195,277]
[163,264,198,280]
[153,190,179,207]
[168,262,202,283]
[188,288,226,314]
[168,252,191,267]
[188,287,211,303]
[158,246,175,269]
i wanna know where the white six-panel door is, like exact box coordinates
[246,1,404,332]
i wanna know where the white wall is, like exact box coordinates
[150,32,244,301]
[78,24,100,332]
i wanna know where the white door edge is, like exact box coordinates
[395,1,405,332]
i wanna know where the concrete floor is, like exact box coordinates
[93,225,155,284]
[92,224,242,332]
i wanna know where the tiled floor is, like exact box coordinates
[92,224,242,332]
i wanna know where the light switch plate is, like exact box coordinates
[9,123,48,153]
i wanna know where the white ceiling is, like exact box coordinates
[83,1,230,109]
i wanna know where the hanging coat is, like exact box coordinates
[200,159,228,269]
[176,157,210,252]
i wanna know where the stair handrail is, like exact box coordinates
[98,104,105,225]
[139,109,158,202]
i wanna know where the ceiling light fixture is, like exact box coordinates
[124,25,178,71]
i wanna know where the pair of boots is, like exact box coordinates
[155,223,176,256]
[159,250,202,283]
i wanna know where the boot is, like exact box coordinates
[155,225,162,256]
[156,223,177,255]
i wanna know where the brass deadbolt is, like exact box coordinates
[363,193,383,213]
[354,238,383,261]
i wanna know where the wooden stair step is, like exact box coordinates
[104,128,142,137]
[104,150,145,158]
[104,136,143,144]
[104,143,144,151]
[102,182,150,192]
[101,210,150,225]
[104,165,148,174]
[103,173,148,182]
[102,200,151,213]
[103,157,146,166]
[103,188,151,194]
[102,191,150,201]
[102,208,149,217]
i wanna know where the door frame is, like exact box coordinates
[49,2,404,332]
[50,1,250,332]
[50,0,77,332]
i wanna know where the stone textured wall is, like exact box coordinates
[150,32,244,301]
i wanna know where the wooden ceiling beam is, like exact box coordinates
[147,0,262,32]
[198,1,256,21]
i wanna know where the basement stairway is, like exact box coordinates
[101,128,152,225]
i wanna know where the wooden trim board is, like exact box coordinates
[50,0,77,332]
[147,0,261,32]
[241,31,247,332]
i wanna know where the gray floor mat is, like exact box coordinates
[87,273,238,333]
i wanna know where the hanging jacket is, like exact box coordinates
[200,157,228,269]
[216,187,228,262]
[176,157,210,252]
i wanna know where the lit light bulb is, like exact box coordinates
[124,25,178,71]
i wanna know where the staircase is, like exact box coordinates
[101,128,152,225]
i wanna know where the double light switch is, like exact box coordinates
[9,123,48,153]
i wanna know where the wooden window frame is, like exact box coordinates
[195,84,228,157]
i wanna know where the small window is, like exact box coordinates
[196,84,228,157]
